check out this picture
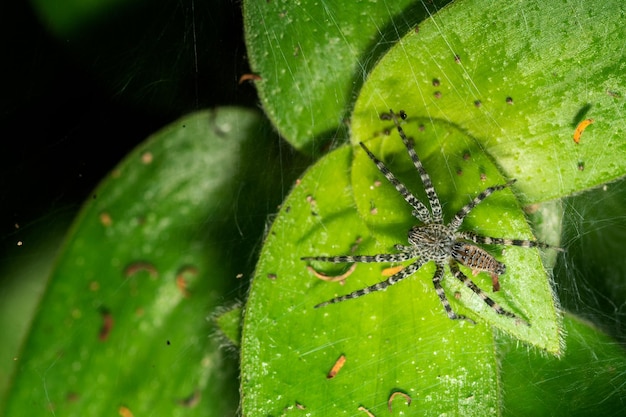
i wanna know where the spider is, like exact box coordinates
[302,109,558,325]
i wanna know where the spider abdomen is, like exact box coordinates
[451,242,506,276]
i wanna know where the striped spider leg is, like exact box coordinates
[302,109,560,325]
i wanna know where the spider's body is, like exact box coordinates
[408,223,455,261]
[302,110,557,324]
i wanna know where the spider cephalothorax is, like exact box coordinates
[407,224,455,261]
[302,109,558,325]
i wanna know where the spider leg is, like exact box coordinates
[388,109,444,224]
[301,253,415,264]
[358,141,433,224]
[458,230,564,251]
[314,259,424,308]
[432,262,472,322]
[449,180,517,231]
[393,244,413,252]
[448,260,529,326]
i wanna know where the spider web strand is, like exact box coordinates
[449,180,516,231]
[359,142,432,223]
[314,260,424,308]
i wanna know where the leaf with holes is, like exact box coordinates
[2,108,284,417]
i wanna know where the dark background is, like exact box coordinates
[0,0,254,267]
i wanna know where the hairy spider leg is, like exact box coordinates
[314,259,426,308]
[301,253,415,264]
[359,142,432,224]
[448,180,517,231]
[448,260,528,326]
[432,262,472,322]
[458,230,563,251]
[388,109,444,224]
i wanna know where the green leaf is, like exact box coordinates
[0,217,71,404]
[241,119,560,414]
[356,118,561,349]
[3,108,281,416]
[242,0,452,152]
[352,0,626,203]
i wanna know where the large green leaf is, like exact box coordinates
[241,120,560,414]
[2,108,283,416]
[239,136,626,414]
[352,0,626,203]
